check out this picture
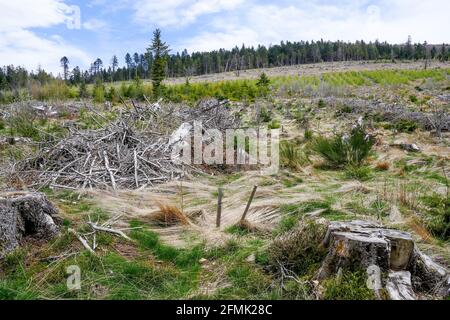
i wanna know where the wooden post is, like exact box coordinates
[241,186,258,222]
[216,187,223,228]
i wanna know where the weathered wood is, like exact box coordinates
[68,228,95,254]
[315,220,449,300]
[216,187,223,228]
[87,222,131,240]
[103,151,117,191]
[241,186,258,222]
[134,150,139,188]
[0,192,60,258]
[12,99,240,190]
[386,271,417,300]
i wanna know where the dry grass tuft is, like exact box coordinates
[236,219,260,233]
[268,219,328,276]
[375,161,390,171]
[150,203,190,226]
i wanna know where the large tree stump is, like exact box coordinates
[315,220,449,300]
[0,192,60,258]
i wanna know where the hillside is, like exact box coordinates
[0,62,449,300]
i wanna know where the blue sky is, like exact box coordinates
[1,0,449,75]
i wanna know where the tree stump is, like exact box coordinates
[0,192,61,259]
[386,271,416,300]
[315,220,449,300]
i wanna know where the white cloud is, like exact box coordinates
[132,0,245,27]
[83,19,107,31]
[179,0,450,52]
[0,0,91,74]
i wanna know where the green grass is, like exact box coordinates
[322,270,376,300]
[276,200,335,234]
[129,220,203,269]
[280,140,309,171]
[345,165,373,181]
[0,221,206,300]
[420,193,450,241]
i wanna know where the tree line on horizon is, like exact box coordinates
[1,34,449,92]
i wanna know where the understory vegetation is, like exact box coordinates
[1,68,449,104]
[312,123,375,168]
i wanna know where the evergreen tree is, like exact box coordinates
[60,56,69,81]
[148,29,170,96]
[125,53,132,80]
[256,72,270,96]
[111,55,118,82]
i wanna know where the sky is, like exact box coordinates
[0,0,449,75]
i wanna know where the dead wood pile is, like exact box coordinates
[9,99,240,190]
[331,98,450,132]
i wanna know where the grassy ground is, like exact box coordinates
[0,63,449,300]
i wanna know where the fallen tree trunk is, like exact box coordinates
[0,192,61,259]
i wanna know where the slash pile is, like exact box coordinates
[10,99,241,190]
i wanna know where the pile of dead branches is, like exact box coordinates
[333,98,450,132]
[9,99,240,190]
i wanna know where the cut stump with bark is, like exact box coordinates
[315,220,449,300]
[0,192,61,259]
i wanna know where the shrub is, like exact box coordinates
[79,81,89,99]
[345,166,373,181]
[67,86,79,99]
[268,119,281,130]
[395,119,418,133]
[7,106,40,141]
[259,107,272,123]
[318,99,326,108]
[304,130,313,140]
[421,193,450,241]
[280,140,309,170]
[409,95,418,103]
[93,79,105,103]
[312,123,375,168]
[106,87,119,103]
[268,220,327,276]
